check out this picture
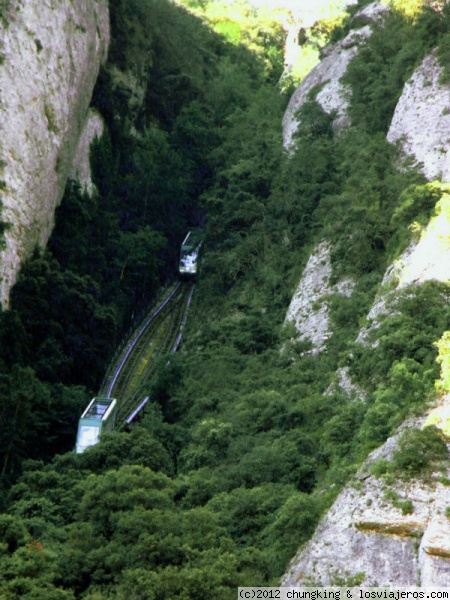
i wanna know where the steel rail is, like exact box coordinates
[104,281,182,397]
[116,283,192,425]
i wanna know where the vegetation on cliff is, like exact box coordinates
[0,0,449,597]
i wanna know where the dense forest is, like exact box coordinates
[0,0,450,597]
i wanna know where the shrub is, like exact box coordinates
[392,426,448,477]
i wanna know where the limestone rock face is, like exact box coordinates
[0,0,109,307]
[356,189,450,346]
[281,410,450,587]
[285,241,355,354]
[387,52,450,182]
[282,2,388,149]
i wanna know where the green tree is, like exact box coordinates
[436,331,450,393]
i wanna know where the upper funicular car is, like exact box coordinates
[179,230,202,276]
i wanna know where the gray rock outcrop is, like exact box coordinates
[387,52,450,182]
[356,190,450,346]
[0,0,109,307]
[282,2,389,149]
[281,408,450,587]
[285,241,355,353]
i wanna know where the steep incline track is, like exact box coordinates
[99,281,194,426]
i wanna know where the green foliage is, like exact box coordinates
[350,281,450,452]
[373,426,448,481]
[214,19,241,44]
[344,6,450,134]
[436,330,450,393]
[329,570,366,587]
[388,182,449,259]
[0,366,87,479]
[351,281,450,386]
[178,0,285,83]
[5,250,117,388]
[392,426,448,477]
[260,490,329,576]
[383,487,414,514]
[0,514,30,552]
[324,0,373,45]
[0,0,12,27]
[78,427,175,477]
[0,512,75,599]
[400,499,414,514]
[390,182,444,230]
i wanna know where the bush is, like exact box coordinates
[392,426,448,477]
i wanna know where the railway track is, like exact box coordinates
[99,280,194,427]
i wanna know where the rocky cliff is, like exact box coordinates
[281,405,450,586]
[0,0,109,307]
[282,2,389,148]
[283,0,450,586]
